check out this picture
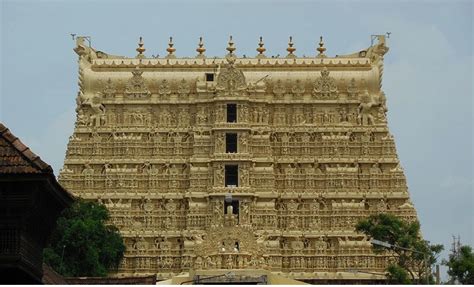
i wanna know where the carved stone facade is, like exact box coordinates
[59,35,418,282]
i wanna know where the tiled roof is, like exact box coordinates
[65,275,157,285]
[42,264,67,284]
[0,123,53,174]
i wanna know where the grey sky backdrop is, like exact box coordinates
[1,0,472,280]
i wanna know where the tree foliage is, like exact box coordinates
[444,245,474,284]
[43,200,126,277]
[386,263,411,284]
[356,213,443,284]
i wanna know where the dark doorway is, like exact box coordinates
[227,104,237,123]
[225,165,238,187]
[226,133,238,153]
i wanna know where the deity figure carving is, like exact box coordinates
[125,67,151,98]
[301,133,310,153]
[143,197,154,212]
[76,109,89,126]
[101,78,116,98]
[179,107,190,127]
[214,164,224,186]
[239,133,248,153]
[272,79,286,98]
[347,78,359,99]
[312,67,338,99]
[322,110,330,125]
[215,59,247,96]
[287,199,299,213]
[196,106,208,124]
[215,133,224,153]
[212,200,224,227]
[91,132,102,155]
[133,236,149,252]
[160,109,172,126]
[203,256,216,269]
[128,110,149,126]
[276,110,286,125]
[252,107,259,123]
[294,107,305,124]
[215,105,226,123]
[358,90,377,125]
[361,130,373,143]
[165,199,177,214]
[377,106,387,124]
[194,256,203,269]
[159,79,172,98]
[376,198,388,212]
[240,200,251,224]
[177,78,190,97]
[262,108,269,124]
[239,165,249,186]
[292,79,305,98]
[338,107,350,123]
[76,91,106,127]
[240,104,249,122]
[370,162,382,174]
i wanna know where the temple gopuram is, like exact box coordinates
[59,35,419,283]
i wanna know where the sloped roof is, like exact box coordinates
[0,123,53,174]
[65,275,157,285]
[42,264,67,284]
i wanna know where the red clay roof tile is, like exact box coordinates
[0,122,53,174]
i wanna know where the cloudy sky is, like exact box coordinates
[1,0,472,280]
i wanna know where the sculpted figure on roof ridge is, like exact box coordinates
[312,67,338,99]
[125,67,151,99]
[216,60,247,96]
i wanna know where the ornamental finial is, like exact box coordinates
[196,37,206,58]
[256,36,267,58]
[286,36,296,58]
[226,35,236,55]
[136,37,146,58]
[317,36,327,57]
[166,37,176,59]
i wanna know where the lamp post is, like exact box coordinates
[370,239,430,284]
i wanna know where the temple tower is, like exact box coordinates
[59,35,418,282]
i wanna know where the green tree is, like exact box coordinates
[356,213,443,284]
[444,245,474,284]
[43,200,126,277]
[386,263,411,284]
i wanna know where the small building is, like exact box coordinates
[0,123,74,284]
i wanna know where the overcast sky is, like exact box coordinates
[1,0,472,280]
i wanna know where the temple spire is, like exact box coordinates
[196,37,206,58]
[317,36,327,57]
[256,36,266,58]
[166,37,176,59]
[136,37,145,59]
[286,36,296,58]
